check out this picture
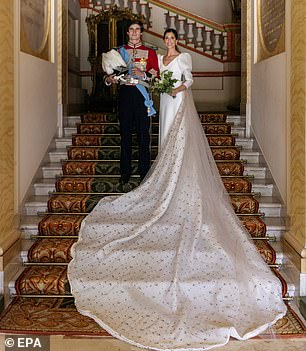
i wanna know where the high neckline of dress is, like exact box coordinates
[162,53,181,67]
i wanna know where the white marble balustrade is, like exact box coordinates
[85,0,239,62]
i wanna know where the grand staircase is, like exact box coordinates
[0,110,305,336]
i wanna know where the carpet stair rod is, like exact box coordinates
[21,262,282,269]
[53,174,254,179]
[9,294,294,302]
[30,235,275,241]
[36,212,266,217]
[60,159,246,163]
[65,145,242,149]
[48,191,261,198]
[75,122,234,126]
[71,133,237,137]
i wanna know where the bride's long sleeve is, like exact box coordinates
[179,52,194,89]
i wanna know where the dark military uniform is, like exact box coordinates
[118,42,158,182]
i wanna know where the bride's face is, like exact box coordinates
[164,32,177,49]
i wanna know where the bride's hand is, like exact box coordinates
[148,68,158,77]
[170,89,178,97]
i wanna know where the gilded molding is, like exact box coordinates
[0,0,18,252]
[257,0,285,62]
[288,0,306,252]
[20,0,51,61]
[57,0,63,104]
[286,0,306,272]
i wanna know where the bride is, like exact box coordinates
[158,28,193,147]
[67,28,287,350]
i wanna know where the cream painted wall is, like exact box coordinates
[17,2,59,204]
[250,1,287,202]
[164,0,233,23]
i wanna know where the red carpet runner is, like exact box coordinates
[0,112,305,337]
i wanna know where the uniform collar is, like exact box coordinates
[127,41,142,48]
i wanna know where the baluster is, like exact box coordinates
[104,0,112,9]
[168,12,177,31]
[131,0,139,14]
[139,0,148,27]
[223,33,228,60]
[113,0,120,7]
[164,12,169,30]
[148,5,153,28]
[177,16,186,44]
[195,24,204,51]
[123,0,129,8]
[213,30,222,58]
[204,26,213,54]
[186,19,195,47]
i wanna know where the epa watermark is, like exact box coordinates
[4,335,50,351]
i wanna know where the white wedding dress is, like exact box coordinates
[158,53,193,146]
[67,52,287,351]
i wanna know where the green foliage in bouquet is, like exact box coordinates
[150,70,178,95]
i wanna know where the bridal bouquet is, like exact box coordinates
[150,70,178,96]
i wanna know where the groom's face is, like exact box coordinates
[127,24,142,43]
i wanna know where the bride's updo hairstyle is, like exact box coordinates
[163,28,181,53]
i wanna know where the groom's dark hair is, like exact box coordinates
[127,19,144,33]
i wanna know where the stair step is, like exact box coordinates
[27,189,282,219]
[33,178,56,196]
[64,115,81,127]
[42,162,63,178]
[240,150,260,164]
[10,278,294,300]
[21,235,276,264]
[19,213,286,241]
[65,123,237,138]
[12,266,69,296]
[24,196,49,216]
[251,179,274,196]
[244,163,267,179]
[64,115,246,129]
[55,135,242,149]
[49,147,258,164]
[264,216,287,241]
[270,266,297,297]
[64,127,77,137]
[55,137,72,149]
[48,148,67,163]
[231,126,245,138]
[226,115,246,126]
[236,137,254,149]
[259,196,283,217]
[64,114,244,124]
[271,241,285,265]
[20,215,40,237]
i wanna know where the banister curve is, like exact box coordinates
[147,0,239,32]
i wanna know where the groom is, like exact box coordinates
[105,20,159,183]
